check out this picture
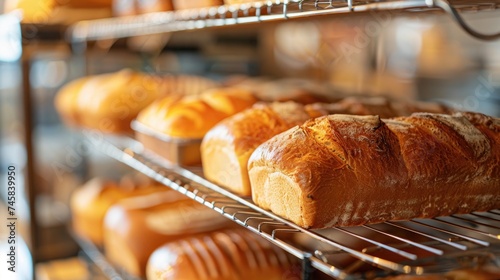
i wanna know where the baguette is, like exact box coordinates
[248,112,500,228]
[201,97,453,196]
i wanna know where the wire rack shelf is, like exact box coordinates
[83,132,500,279]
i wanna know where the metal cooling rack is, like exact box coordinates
[68,0,500,43]
[84,132,500,279]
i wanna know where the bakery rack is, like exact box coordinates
[67,0,500,44]
[52,1,500,279]
[79,132,500,280]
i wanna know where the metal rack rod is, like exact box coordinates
[66,0,500,43]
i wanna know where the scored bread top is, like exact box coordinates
[248,112,500,228]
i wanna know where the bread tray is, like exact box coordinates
[131,120,202,166]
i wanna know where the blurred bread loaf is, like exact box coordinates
[146,228,296,280]
[137,87,257,139]
[103,191,232,277]
[55,70,217,133]
[135,87,256,165]
[70,176,166,246]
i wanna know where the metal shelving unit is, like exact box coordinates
[80,132,500,279]
[67,0,500,44]
[55,1,500,279]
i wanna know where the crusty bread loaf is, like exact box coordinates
[70,176,166,246]
[103,191,232,277]
[248,112,500,228]
[202,97,453,196]
[137,87,257,139]
[146,228,296,280]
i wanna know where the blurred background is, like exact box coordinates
[1,0,500,279]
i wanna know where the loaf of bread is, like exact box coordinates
[55,70,217,133]
[55,70,163,133]
[172,0,223,10]
[103,191,232,277]
[137,87,257,139]
[201,97,453,196]
[248,112,500,228]
[70,176,166,246]
[146,228,296,280]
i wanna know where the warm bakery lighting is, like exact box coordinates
[4,0,55,23]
